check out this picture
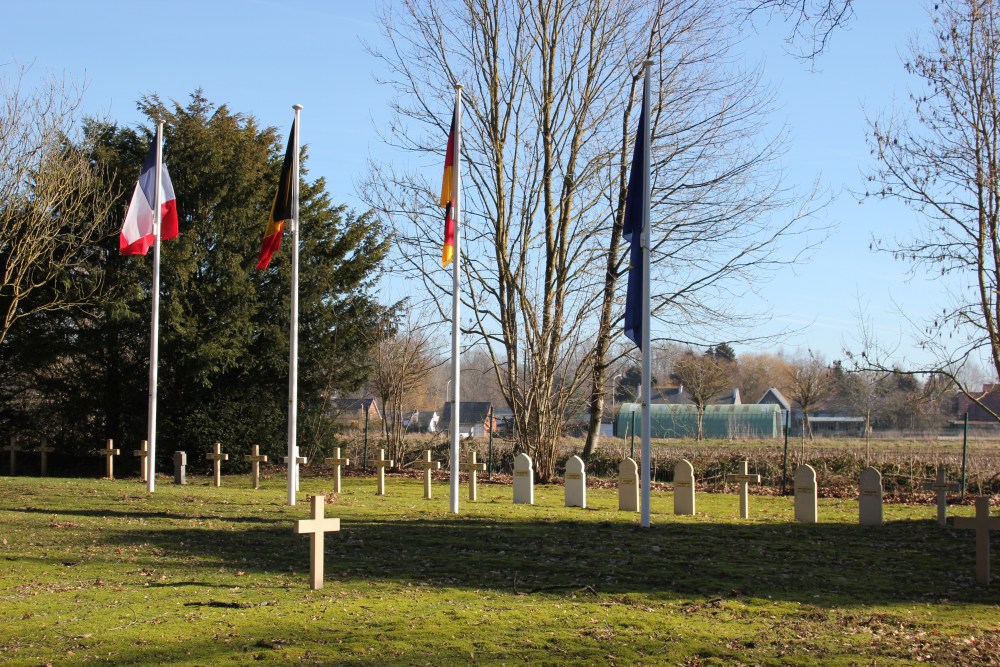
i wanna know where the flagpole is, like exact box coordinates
[640,60,653,529]
[146,120,164,494]
[449,84,463,515]
[288,104,302,506]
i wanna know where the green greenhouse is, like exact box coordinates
[614,403,782,439]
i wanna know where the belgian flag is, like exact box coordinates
[439,106,458,267]
[256,120,296,270]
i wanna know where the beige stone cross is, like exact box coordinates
[99,439,120,479]
[205,442,228,487]
[132,440,149,483]
[4,436,21,476]
[244,445,268,489]
[324,447,350,494]
[924,465,960,526]
[36,437,55,477]
[726,460,761,520]
[460,451,486,501]
[367,449,393,496]
[954,496,1000,585]
[295,494,340,590]
[414,449,440,499]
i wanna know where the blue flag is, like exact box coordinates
[623,83,647,350]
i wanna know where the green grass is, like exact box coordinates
[1,472,998,665]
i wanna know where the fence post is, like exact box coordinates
[781,409,790,495]
[961,410,969,496]
[363,407,369,470]
[630,410,636,460]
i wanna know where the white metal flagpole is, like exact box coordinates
[146,120,164,494]
[288,104,303,506]
[640,60,653,529]
[449,84,463,515]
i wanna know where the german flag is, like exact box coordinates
[439,105,458,266]
[256,120,296,270]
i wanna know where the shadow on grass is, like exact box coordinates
[89,512,1000,607]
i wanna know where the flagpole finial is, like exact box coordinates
[644,58,654,66]
[454,83,463,91]
[292,104,304,111]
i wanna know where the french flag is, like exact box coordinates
[119,143,178,255]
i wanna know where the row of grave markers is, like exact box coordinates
[293,454,1000,590]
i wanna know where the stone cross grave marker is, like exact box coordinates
[954,496,1000,586]
[5,436,21,475]
[36,437,55,477]
[726,460,761,519]
[244,445,268,490]
[460,451,487,501]
[673,459,696,516]
[99,439,120,480]
[513,452,534,505]
[205,442,228,487]
[415,450,440,499]
[858,466,884,526]
[924,465,960,526]
[173,451,187,485]
[367,449,393,496]
[325,448,350,494]
[284,454,308,491]
[132,440,149,483]
[295,494,341,590]
[564,455,586,508]
[618,457,639,512]
[794,464,818,524]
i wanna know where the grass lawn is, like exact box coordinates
[1,472,998,666]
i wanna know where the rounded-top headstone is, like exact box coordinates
[618,457,639,512]
[564,455,586,508]
[513,453,534,505]
[858,466,883,526]
[674,459,696,516]
[794,464,818,524]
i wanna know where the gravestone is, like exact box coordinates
[794,464,818,523]
[173,451,187,485]
[244,445,268,489]
[284,454,308,491]
[295,494,341,590]
[367,449,393,496]
[36,437,54,477]
[858,466,883,526]
[99,439,120,480]
[564,455,586,508]
[4,436,20,475]
[618,458,639,512]
[673,459,696,516]
[924,465,959,526]
[460,451,487,502]
[324,448,350,494]
[132,440,149,483]
[415,449,440,499]
[205,442,228,487]
[726,460,761,519]
[513,452,534,505]
[954,496,1000,585]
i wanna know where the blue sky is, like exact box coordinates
[5,1,969,373]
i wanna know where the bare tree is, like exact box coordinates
[364,0,821,478]
[862,0,1000,421]
[745,0,855,59]
[670,349,734,440]
[366,308,436,464]
[784,350,831,439]
[0,68,112,349]
[735,351,792,404]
